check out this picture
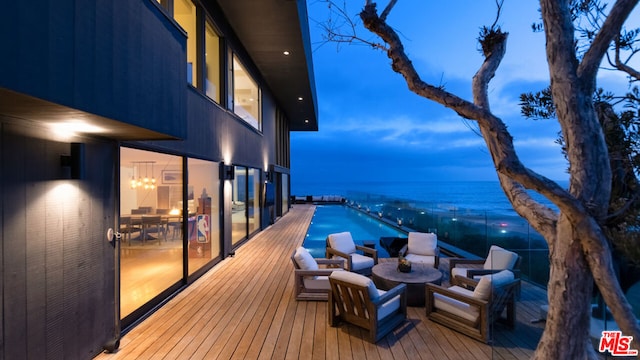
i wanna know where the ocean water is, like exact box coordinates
[292,180,566,217]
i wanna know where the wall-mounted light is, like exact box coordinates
[264,170,272,183]
[60,142,85,179]
[223,164,235,180]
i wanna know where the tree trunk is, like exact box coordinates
[356,1,640,357]
[534,215,599,359]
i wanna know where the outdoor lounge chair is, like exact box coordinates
[449,245,521,286]
[291,247,345,301]
[398,232,440,268]
[328,270,407,343]
[425,270,520,343]
[326,231,378,275]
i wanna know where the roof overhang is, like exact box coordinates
[217,0,318,131]
[0,88,174,141]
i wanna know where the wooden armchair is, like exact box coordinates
[425,270,519,343]
[328,271,407,343]
[326,232,378,276]
[449,245,521,286]
[398,232,440,268]
[291,247,345,301]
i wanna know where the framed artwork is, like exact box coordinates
[161,170,182,184]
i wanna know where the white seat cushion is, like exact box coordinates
[408,232,437,256]
[328,232,357,255]
[404,254,436,267]
[349,253,375,272]
[484,245,518,270]
[303,276,330,290]
[294,246,319,280]
[450,267,469,279]
[294,247,319,271]
[473,270,514,300]
[433,286,479,323]
[376,289,401,320]
[330,270,379,300]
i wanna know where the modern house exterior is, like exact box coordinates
[0,0,317,358]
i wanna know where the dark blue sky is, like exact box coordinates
[291,1,637,191]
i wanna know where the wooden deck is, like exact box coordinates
[95,204,549,360]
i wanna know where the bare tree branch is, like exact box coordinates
[615,40,640,80]
[380,0,398,21]
[579,0,639,88]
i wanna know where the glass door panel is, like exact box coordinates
[187,158,220,275]
[231,166,247,245]
[119,147,183,319]
[247,168,260,235]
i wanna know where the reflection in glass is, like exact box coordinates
[231,166,247,245]
[248,168,260,235]
[174,0,197,86]
[233,56,261,130]
[119,147,183,319]
[282,173,289,215]
[205,20,221,103]
[187,158,220,275]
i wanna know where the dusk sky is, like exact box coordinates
[290,1,638,193]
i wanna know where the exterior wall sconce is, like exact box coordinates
[60,142,85,179]
[223,164,235,180]
[264,170,272,183]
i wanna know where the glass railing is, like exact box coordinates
[343,191,550,288]
[310,191,637,341]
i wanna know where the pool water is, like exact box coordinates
[302,205,406,258]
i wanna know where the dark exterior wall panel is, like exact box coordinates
[0,0,187,139]
[1,120,117,359]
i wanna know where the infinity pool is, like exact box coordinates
[302,205,406,258]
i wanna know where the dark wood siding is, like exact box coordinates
[1,120,117,359]
[0,0,187,138]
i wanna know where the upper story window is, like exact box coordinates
[205,20,221,103]
[232,55,261,131]
[174,0,197,86]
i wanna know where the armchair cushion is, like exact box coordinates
[376,289,401,320]
[294,247,319,272]
[330,270,379,300]
[408,232,437,256]
[349,253,375,272]
[404,254,437,267]
[473,270,514,300]
[304,276,332,290]
[451,267,470,278]
[484,245,518,270]
[433,286,479,323]
[328,232,357,254]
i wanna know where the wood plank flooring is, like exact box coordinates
[95,204,549,360]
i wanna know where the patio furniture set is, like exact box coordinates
[291,232,521,344]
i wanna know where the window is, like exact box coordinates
[187,158,221,275]
[174,0,197,86]
[247,168,260,235]
[205,20,221,103]
[281,173,289,215]
[119,148,183,319]
[232,55,261,130]
[231,165,247,245]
